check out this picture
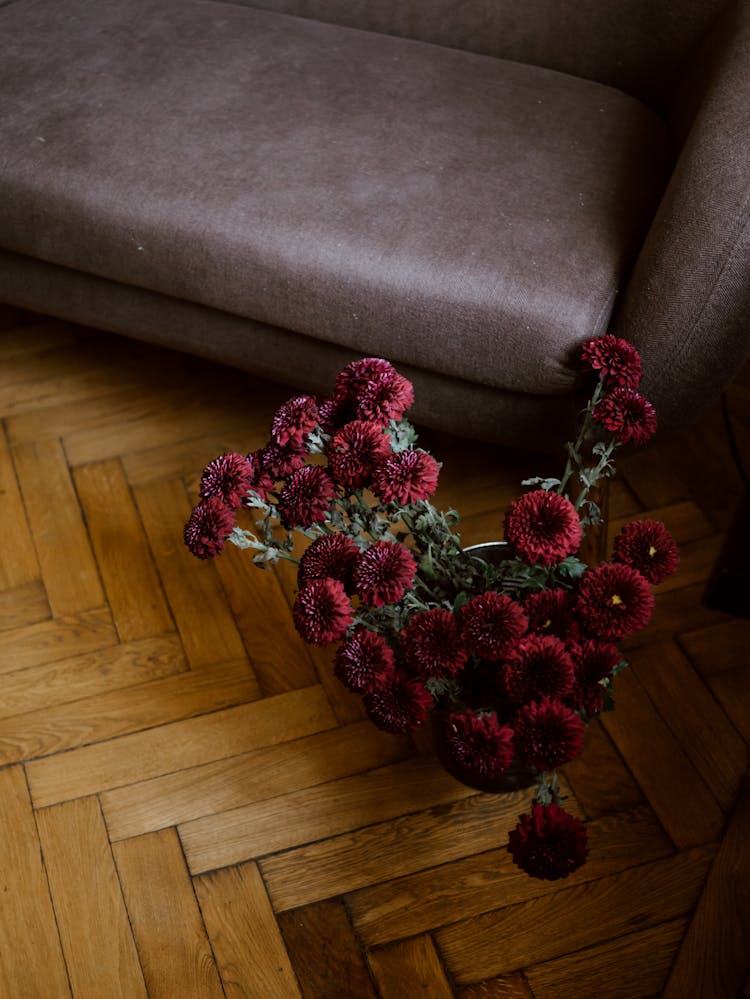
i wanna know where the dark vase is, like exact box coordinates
[430,540,540,793]
[430,708,537,793]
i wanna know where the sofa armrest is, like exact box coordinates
[615,0,750,436]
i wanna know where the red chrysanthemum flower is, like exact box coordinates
[580,334,643,389]
[524,588,574,638]
[183,497,235,560]
[292,577,353,645]
[199,452,254,509]
[459,592,529,661]
[373,449,441,505]
[513,698,586,771]
[593,388,657,446]
[334,358,415,424]
[356,369,415,424]
[260,440,308,479]
[277,465,336,528]
[327,420,392,492]
[613,519,680,585]
[400,608,468,679]
[297,534,360,593]
[567,639,622,715]
[353,541,418,608]
[245,449,277,501]
[575,562,655,640]
[504,490,583,566]
[444,710,515,778]
[333,626,396,693]
[363,671,433,733]
[270,395,319,447]
[501,634,576,705]
[507,803,588,880]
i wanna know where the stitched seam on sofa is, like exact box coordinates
[671,185,750,372]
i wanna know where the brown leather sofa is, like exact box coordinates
[1,0,749,449]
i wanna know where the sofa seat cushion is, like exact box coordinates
[0,0,672,397]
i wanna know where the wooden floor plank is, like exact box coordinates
[113,829,224,999]
[434,846,714,985]
[36,797,147,998]
[101,721,415,841]
[181,755,478,875]
[0,606,115,675]
[560,717,644,820]
[195,863,301,998]
[277,899,378,999]
[12,437,105,615]
[663,771,750,999]
[600,665,726,847]
[0,657,258,765]
[0,428,40,591]
[368,935,455,999]
[214,545,320,695]
[27,685,336,808]
[459,975,535,999]
[348,806,673,949]
[705,667,750,743]
[628,641,748,812]
[0,579,49,631]
[0,633,186,720]
[524,917,687,999]
[0,766,71,998]
[679,618,750,675]
[74,460,174,642]
[262,782,582,913]
[0,320,77,360]
[134,477,250,668]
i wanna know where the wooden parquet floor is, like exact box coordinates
[1,312,749,999]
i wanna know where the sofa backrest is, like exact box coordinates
[215,0,731,108]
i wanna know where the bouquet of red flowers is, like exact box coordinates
[185,335,679,881]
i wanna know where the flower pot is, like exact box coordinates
[431,540,538,793]
[431,707,538,792]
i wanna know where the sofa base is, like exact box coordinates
[0,249,583,451]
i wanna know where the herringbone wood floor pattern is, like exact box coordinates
[1,313,748,999]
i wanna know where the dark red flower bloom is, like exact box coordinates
[356,369,414,424]
[298,534,360,593]
[524,588,574,638]
[459,592,529,661]
[501,635,576,705]
[245,449,277,501]
[292,577,353,645]
[277,465,336,528]
[613,519,680,585]
[270,395,319,447]
[334,357,414,424]
[575,562,654,640]
[513,698,586,771]
[504,490,582,566]
[507,803,588,880]
[199,452,254,509]
[444,710,515,778]
[260,440,308,479]
[373,449,441,505]
[400,608,468,678]
[334,626,396,693]
[568,639,622,715]
[327,420,391,492]
[353,541,417,607]
[580,334,642,389]
[183,497,235,560]
[593,388,657,446]
[363,671,433,733]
